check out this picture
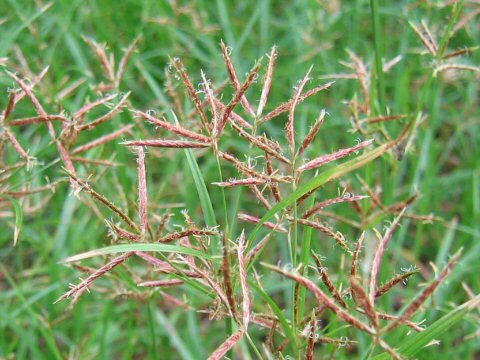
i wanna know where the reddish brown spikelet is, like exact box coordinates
[71,125,133,154]
[136,251,172,269]
[316,336,357,346]
[247,186,270,209]
[264,263,374,333]
[409,21,437,56]
[273,339,289,356]
[74,93,117,120]
[157,228,216,243]
[3,128,29,162]
[71,157,119,167]
[297,218,350,252]
[264,153,282,202]
[349,276,378,328]
[302,193,368,219]
[169,56,211,132]
[55,251,134,304]
[212,177,267,187]
[133,110,210,143]
[57,78,86,101]
[115,35,141,87]
[382,55,402,72]
[442,46,479,60]
[8,115,68,126]
[221,232,239,324]
[200,70,218,129]
[375,269,418,298]
[136,147,148,234]
[261,81,334,123]
[369,208,406,304]
[356,175,383,209]
[79,92,130,131]
[2,91,16,123]
[56,141,76,175]
[237,231,250,328]
[421,20,438,52]
[207,329,243,360]
[1,182,58,198]
[82,36,115,81]
[238,212,287,233]
[298,139,374,172]
[137,279,183,287]
[160,290,193,310]
[135,252,200,278]
[350,232,365,277]
[312,252,347,307]
[257,45,277,117]
[296,109,326,157]
[384,249,461,332]
[365,114,406,124]
[305,315,316,360]
[341,50,370,113]
[286,66,313,151]
[434,63,480,75]
[107,221,140,241]
[216,62,260,137]
[375,312,424,332]
[122,140,210,148]
[220,40,255,117]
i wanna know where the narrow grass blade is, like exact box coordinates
[59,243,212,263]
[184,149,218,249]
[297,194,316,321]
[249,281,298,356]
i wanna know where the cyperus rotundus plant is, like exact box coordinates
[12,41,457,359]
[1,27,475,358]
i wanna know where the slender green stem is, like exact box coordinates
[290,159,299,333]
[215,155,229,228]
[147,301,159,360]
[226,317,234,359]
[245,332,263,359]
[214,151,233,357]
[296,192,316,323]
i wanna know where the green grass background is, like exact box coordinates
[0,0,479,358]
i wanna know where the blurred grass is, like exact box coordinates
[0,0,479,358]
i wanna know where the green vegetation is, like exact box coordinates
[1,1,479,359]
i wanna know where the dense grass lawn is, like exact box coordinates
[1,1,479,359]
